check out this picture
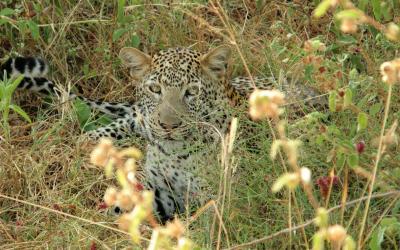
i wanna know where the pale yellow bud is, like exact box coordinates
[90,138,114,167]
[177,237,194,250]
[385,23,400,41]
[119,147,143,160]
[272,172,300,192]
[327,224,347,248]
[141,190,154,210]
[343,236,356,250]
[312,230,326,250]
[340,19,358,33]
[117,189,134,210]
[300,167,312,184]
[249,90,285,120]
[164,218,185,239]
[118,213,132,231]
[314,207,329,228]
[104,187,118,206]
[380,61,398,84]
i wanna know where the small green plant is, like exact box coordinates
[0,74,31,140]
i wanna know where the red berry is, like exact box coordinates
[355,141,365,154]
[135,182,144,191]
[90,241,97,250]
[53,204,61,211]
[98,202,108,210]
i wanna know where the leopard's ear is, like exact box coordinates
[119,47,152,80]
[201,45,231,80]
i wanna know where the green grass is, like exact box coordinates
[1,0,400,249]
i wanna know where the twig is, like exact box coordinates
[358,84,393,247]
[0,193,152,242]
[225,190,400,250]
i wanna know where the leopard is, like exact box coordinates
[1,45,326,222]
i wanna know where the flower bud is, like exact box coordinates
[300,167,312,184]
[343,236,356,250]
[340,19,358,33]
[104,187,118,206]
[315,207,329,228]
[312,230,326,250]
[249,90,285,120]
[272,172,300,192]
[327,224,347,247]
[385,23,400,42]
[164,218,185,239]
[119,147,143,160]
[380,61,399,84]
[117,189,134,210]
[177,237,194,250]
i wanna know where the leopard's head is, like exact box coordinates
[119,46,231,140]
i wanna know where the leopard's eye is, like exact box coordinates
[185,85,200,97]
[148,84,162,94]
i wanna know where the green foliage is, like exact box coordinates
[73,99,112,132]
[0,8,40,41]
[369,217,400,250]
[0,74,31,139]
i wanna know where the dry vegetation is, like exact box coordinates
[0,0,399,249]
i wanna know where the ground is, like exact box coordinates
[0,1,399,249]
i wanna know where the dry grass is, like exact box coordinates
[1,0,399,249]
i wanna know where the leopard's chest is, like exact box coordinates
[144,140,217,193]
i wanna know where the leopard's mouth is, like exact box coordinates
[153,126,191,140]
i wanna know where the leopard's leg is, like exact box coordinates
[230,76,275,97]
[230,76,327,110]
[78,96,134,119]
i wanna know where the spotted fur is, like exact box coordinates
[1,47,326,222]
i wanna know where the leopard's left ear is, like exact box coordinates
[201,45,231,79]
[119,47,152,80]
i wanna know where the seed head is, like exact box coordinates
[104,187,118,206]
[249,90,285,120]
[327,224,347,247]
[340,19,358,33]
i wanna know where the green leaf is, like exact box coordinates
[382,3,392,21]
[357,112,368,131]
[9,104,31,123]
[349,68,358,80]
[6,75,24,95]
[313,0,332,18]
[117,0,126,24]
[338,35,358,45]
[336,152,346,168]
[343,88,353,108]
[304,64,314,82]
[73,99,92,128]
[112,28,128,42]
[27,20,40,40]
[131,34,140,48]
[96,115,113,126]
[380,217,398,227]
[369,103,382,116]
[0,8,16,16]
[358,0,369,11]
[348,153,359,168]
[371,0,382,21]
[329,91,336,112]
[369,226,385,250]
